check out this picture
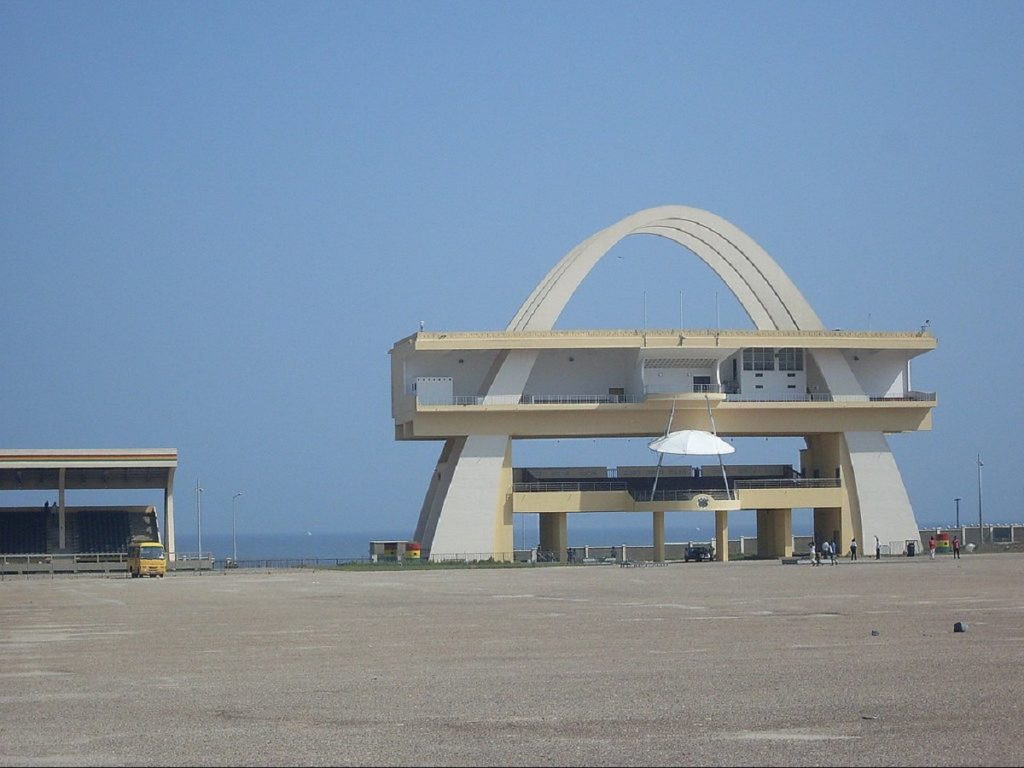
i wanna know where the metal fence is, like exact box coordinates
[0,552,215,576]
[0,552,128,576]
[731,478,842,489]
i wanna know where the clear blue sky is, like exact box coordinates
[2,1,1022,540]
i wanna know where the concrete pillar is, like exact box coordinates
[757,508,793,558]
[814,507,843,554]
[653,510,665,562]
[164,467,176,562]
[494,438,514,561]
[715,509,729,562]
[539,512,568,562]
[58,467,66,551]
[803,434,855,553]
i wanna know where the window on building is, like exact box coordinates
[742,348,775,371]
[777,348,804,371]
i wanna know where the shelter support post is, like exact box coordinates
[164,467,176,562]
[757,508,793,558]
[58,467,66,551]
[539,512,568,563]
[715,509,729,562]
[652,510,665,562]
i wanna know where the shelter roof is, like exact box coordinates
[0,449,176,491]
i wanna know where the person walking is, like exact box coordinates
[928,535,937,560]
[875,535,881,560]
[809,541,817,566]
[849,537,858,561]
[826,540,836,565]
[952,535,961,559]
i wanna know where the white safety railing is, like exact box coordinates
[416,391,936,407]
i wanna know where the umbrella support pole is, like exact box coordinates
[651,453,664,501]
[706,394,733,500]
[651,400,677,501]
[718,455,732,501]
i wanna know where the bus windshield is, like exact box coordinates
[139,546,164,560]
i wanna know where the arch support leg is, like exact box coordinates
[416,435,513,561]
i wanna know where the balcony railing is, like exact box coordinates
[514,481,629,493]
[416,390,936,406]
[513,478,841,499]
[436,394,647,406]
[728,392,937,403]
[732,478,842,489]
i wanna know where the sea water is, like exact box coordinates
[182,510,815,560]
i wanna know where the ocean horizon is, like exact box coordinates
[177,516,791,560]
[178,512,982,561]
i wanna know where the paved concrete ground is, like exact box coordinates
[1,554,1022,767]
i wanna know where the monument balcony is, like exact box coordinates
[393,389,935,440]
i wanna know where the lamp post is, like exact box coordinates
[196,479,204,558]
[954,497,961,529]
[977,455,984,543]
[232,491,244,562]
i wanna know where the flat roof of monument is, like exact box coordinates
[391,328,937,354]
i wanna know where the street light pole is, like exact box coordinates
[977,455,984,543]
[196,479,204,557]
[232,491,244,562]
[954,497,961,529]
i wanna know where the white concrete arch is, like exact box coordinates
[417,206,920,558]
[509,206,824,333]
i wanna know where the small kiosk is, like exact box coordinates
[369,540,421,562]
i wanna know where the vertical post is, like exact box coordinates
[977,455,984,543]
[164,467,176,562]
[954,497,960,529]
[58,467,66,551]
[232,491,243,563]
[196,479,203,559]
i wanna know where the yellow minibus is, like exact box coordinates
[127,541,166,578]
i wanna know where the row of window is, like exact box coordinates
[742,347,804,372]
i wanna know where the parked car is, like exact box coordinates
[684,545,713,562]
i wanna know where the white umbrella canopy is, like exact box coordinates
[648,429,735,456]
